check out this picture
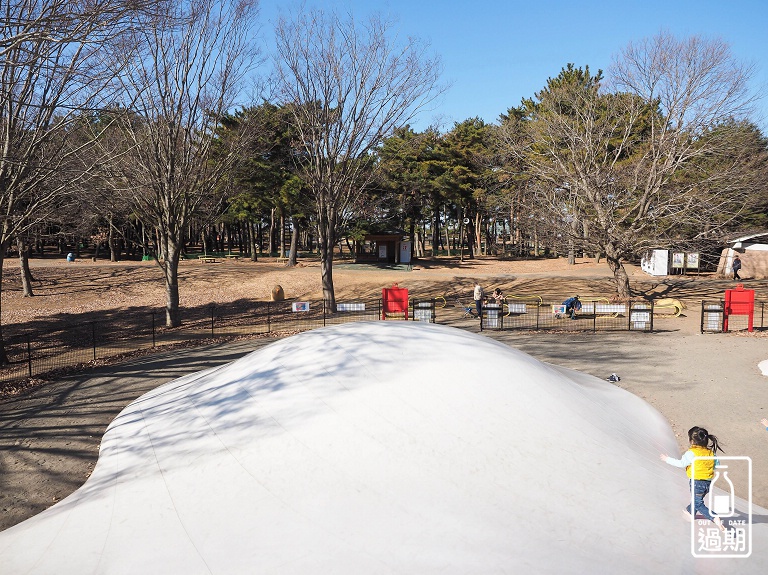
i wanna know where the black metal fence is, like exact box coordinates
[480,300,655,332]
[0,296,686,389]
[700,300,767,333]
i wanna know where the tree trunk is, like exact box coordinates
[287,216,299,267]
[432,203,440,256]
[249,220,258,262]
[141,223,148,257]
[0,250,9,365]
[159,238,182,327]
[605,244,631,299]
[509,202,516,256]
[268,208,276,255]
[108,213,119,262]
[474,212,482,256]
[155,228,164,260]
[17,237,34,297]
[201,228,209,255]
[466,224,475,259]
[318,224,336,311]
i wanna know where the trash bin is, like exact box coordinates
[382,284,408,320]
[483,303,502,330]
[412,300,435,323]
[724,284,754,332]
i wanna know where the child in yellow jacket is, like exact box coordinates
[660,426,725,531]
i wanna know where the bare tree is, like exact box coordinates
[273,8,442,309]
[506,33,759,298]
[110,0,260,327]
[0,0,144,362]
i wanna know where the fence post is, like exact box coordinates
[323,299,326,326]
[91,321,97,361]
[211,304,215,337]
[26,335,32,378]
[267,301,271,333]
[592,306,596,333]
[535,303,540,330]
[650,301,654,332]
[151,312,156,347]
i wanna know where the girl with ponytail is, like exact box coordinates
[660,426,725,532]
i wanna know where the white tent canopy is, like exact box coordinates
[1,322,765,573]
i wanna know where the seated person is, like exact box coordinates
[562,295,582,319]
[491,288,504,305]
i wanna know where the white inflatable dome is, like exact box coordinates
[0,322,764,573]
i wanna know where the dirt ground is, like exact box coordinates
[1,254,768,531]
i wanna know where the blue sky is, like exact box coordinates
[259,0,768,132]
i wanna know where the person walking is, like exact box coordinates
[732,255,742,280]
[473,282,484,318]
[660,426,725,531]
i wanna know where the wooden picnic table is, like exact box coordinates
[198,256,216,263]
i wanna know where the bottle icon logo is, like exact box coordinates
[691,456,752,559]
[708,465,735,517]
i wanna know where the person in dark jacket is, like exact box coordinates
[732,255,742,280]
[563,295,582,319]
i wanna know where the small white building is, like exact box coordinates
[717,232,768,279]
[640,249,669,276]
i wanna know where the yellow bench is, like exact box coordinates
[198,256,216,263]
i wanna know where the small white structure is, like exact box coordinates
[1,322,766,574]
[641,249,669,276]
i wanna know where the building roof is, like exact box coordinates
[728,231,768,244]
[363,231,406,240]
